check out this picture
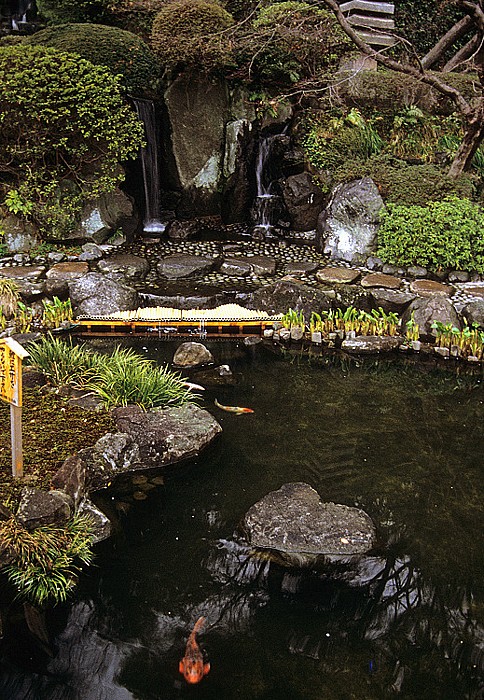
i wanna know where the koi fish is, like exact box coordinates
[179,616,210,684]
[214,398,254,415]
[182,381,206,391]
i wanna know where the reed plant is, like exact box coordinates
[42,297,73,329]
[87,346,193,410]
[0,514,94,607]
[0,278,20,319]
[432,320,484,359]
[27,335,100,387]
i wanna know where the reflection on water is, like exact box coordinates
[1,341,483,699]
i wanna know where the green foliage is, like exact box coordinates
[332,156,476,205]
[377,197,484,273]
[103,0,166,41]
[4,189,33,217]
[0,514,94,606]
[36,0,111,24]
[307,306,400,338]
[27,337,194,410]
[432,320,484,359]
[238,2,350,85]
[0,44,144,239]
[26,23,162,97]
[151,0,235,74]
[42,297,73,329]
[87,346,193,410]
[0,277,20,319]
[394,0,464,57]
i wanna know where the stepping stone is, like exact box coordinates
[98,254,149,280]
[316,267,361,284]
[361,272,401,290]
[220,258,252,277]
[0,265,46,282]
[249,255,277,275]
[157,254,217,279]
[456,284,484,298]
[285,261,319,275]
[409,279,452,296]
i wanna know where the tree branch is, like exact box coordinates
[421,15,473,69]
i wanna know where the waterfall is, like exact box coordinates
[252,133,288,239]
[133,98,165,234]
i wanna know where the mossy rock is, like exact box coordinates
[26,23,162,97]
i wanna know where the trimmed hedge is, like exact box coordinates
[26,23,161,97]
[377,197,484,273]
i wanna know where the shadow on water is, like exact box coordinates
[1,340,483,699]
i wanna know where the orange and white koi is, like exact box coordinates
[214,398,254,415]
[179,616,210,684]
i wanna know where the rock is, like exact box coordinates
[448,270,470,283]
[166,220,200,240]
[316,177,384,264]
[16,487,72,530]
[78,243,104,262]
[157,254,218,279]
[220,258,252,277]
[460,299,484,328]
[46,262,89,284]
[361,273,401,290]
[409,279,452,296]
[78,498,112,543]
[51,455,86,508]
[241,483,376,565]
[402,296,461,338]
[0,265,45,282]
[369,289,416,314]
[79,432,141,493]
[248,279,333,317]
[249,255,277,275]
[16,281,45,302]
[316,267,361,285]
[221,119,256,224]
[281,172,325,231]
[407,265,428,278]
[0,215,40,253]
[97,254,149,281]
[173,342,214,368]
[79,188,139,243]
[284,261,319,275]
[193,364,236,387]
[140,291,226,311]
[68,272,138,316]
[112,404,222,467]
[341,335,402,354]
[366,256,383,271]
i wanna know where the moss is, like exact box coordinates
[333,156,477,206]
[26,23,162,97]
[0,387,115,511]
[151,0,235,74]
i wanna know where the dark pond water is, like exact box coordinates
[1,341,483,699]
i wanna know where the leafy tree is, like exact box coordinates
[36,0,110,24]
[0,44,144,238]
[26,23,162,97]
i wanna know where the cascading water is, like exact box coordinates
[133,98,166,235]
[252,132,289,239]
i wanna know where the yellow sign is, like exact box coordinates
[0,337,29,408]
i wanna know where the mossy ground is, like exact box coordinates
[0,387,115,511]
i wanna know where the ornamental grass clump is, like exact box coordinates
[0,514,94,607]
[87,346,193,410]
[27,335,100,388]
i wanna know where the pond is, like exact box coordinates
[1,340,483,699]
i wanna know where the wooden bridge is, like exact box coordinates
[339,0,395,47]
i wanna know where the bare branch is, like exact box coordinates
[421,15,473,69]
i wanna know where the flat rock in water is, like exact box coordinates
[409,279,452,296]
[98,254,149,280]
[316,267,361,285]
[0,265,46,282]
[369,288,416,314]
[249,255,277,275]
[157,254,217,279]
[46,262,89,280]
[284,260,319,275]
[242,483,376,559]
[341,336,402,354]
[361,273,401,290]
[220,258,252,276]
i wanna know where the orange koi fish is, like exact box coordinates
[179,616,211,684]
[214,398,254,415]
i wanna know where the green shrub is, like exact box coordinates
[0,514,94,606]
[377,197,484,273]
[332,156,476,205]
[26,23,162,97]
[151,0,234,74]
[27,336,101,387]
[238,2,350,85]
[36,0,110,24]
[0,44,144,239]
[103,0,166,41]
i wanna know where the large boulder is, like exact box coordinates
[68,272,138,316]
[112,404,222,467]
[16,487,72,530]
[164,73,229,216]
[78,432,142,493]
[281,172,325,231]
[97,253,150,281]
[0,215,40,253]
[173,342,214,368]
[221,119,256,224]
[402,296,461,338]
[241,483,376,567]
[461,299,484,328]
[78,188,139,243]
[316,177,384,264]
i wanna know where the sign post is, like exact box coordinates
[0,338,29,478]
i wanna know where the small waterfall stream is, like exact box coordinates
[133,98,166,234]
[252,132,288,239]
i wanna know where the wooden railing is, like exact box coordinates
[339,0,395,47]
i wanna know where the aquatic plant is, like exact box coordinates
[281,308,305,331]
[42,297,73,330]
[27,335,99,387]
[405,313,420,342]
[0,278,20,319]
[431,320,484,359]
[87,346,193,410]
[0,513,94,607]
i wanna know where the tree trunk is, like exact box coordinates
[443,33,480,72]
[448,102,484,177]
[422,15,473,69]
